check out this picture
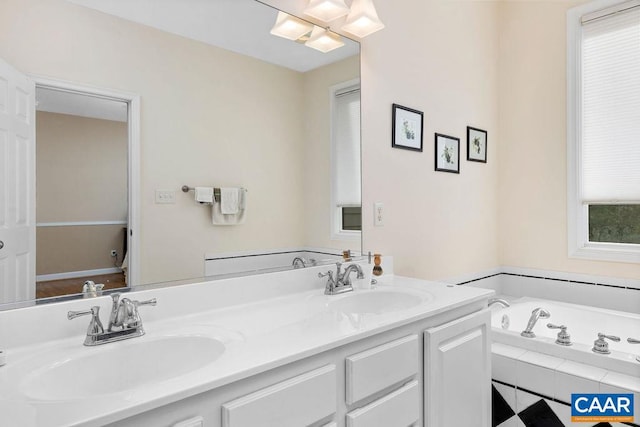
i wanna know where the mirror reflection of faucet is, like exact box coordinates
[82,280,104,298]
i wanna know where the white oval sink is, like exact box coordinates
[328,289,431,315]
[20,335,225,401]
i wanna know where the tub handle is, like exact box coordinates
[592,333,620,355]
[547,323,572,346]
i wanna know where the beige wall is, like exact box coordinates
[35,111,127,275]
[0,0,310,284]
[360,0,501,279]
[36,112,128,222]
[37,225,125,275]
[302,56,360,252]
[498,0,639,279]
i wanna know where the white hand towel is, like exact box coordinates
[195,187,213,203]
[220,187,240,214]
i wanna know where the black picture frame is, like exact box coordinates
[467,126,487,163]
[392,104,423,152]
[435,133,460,174]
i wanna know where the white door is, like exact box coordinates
[0,57,36,303]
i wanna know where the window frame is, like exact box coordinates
[329,78,361,241]
[567,0,640,263]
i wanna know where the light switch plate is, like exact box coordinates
[374,202,384,226]
[155,190,176,204]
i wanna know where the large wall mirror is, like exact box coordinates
[0,0,361,307]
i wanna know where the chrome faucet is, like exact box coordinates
[68,293,157,346]
[292,256,306,269]
[319,262,364,295]
[488,298,510,308]
[520,307,550,338]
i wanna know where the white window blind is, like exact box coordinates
[581,4,640,203]
[334,87,361,207]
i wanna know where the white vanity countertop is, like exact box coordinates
[0,273,493,427]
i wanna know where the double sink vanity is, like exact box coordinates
[0,262,493,427]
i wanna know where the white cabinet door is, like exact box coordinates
[346,334,418,405]
[424,309,491,427]
[0,57,35,304]
[222,364,336,427]
[346,380,420,427]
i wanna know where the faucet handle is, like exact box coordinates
[68,306,100,320]
[68,306,105,337]
[547,323,572,346]
[598,333,620,342]
[546,323,567,331]
[318,271,334,280]
[593,332,620,354]
[110,292,121,305]
[134,298,157,307]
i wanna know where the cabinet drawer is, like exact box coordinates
[346,334,418,404]
[346,380,420,427]
[222,364,336,427]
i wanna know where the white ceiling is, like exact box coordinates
[66,0,360,73]
[36,87,128,122]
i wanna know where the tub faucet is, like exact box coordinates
[520,307,550,338]
[488,298,510,308]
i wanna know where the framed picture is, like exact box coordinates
[392,104,423,152]
[435,133,460,173]
[467,126,487,163]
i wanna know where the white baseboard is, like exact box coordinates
[36,267,122,282]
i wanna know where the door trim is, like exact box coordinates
[31,76,141,286]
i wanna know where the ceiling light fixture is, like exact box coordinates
[303,0,350,23]
[341,0,385,38]
[270,11,314,41]
[305,26,345,53]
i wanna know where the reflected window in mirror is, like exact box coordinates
[331,81,361,237]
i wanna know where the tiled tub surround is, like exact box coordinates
[0,262,492,427]
[458,267,640,427]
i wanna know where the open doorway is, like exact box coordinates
[34,82,137,299]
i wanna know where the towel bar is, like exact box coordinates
[181,186,246,201]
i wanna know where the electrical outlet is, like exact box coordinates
[155,189,176,204]
[110,250,118,257]
[374,202,384,226]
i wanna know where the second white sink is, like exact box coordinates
[327,288,432,315]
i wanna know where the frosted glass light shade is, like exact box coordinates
[304,0,350,22]
[342,0,385,38]
[270,11,313,41]
[305,26,344,53]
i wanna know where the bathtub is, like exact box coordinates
[491,296,640,376]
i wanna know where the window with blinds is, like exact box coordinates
[568,0,640,260]
[332,84,361,234]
